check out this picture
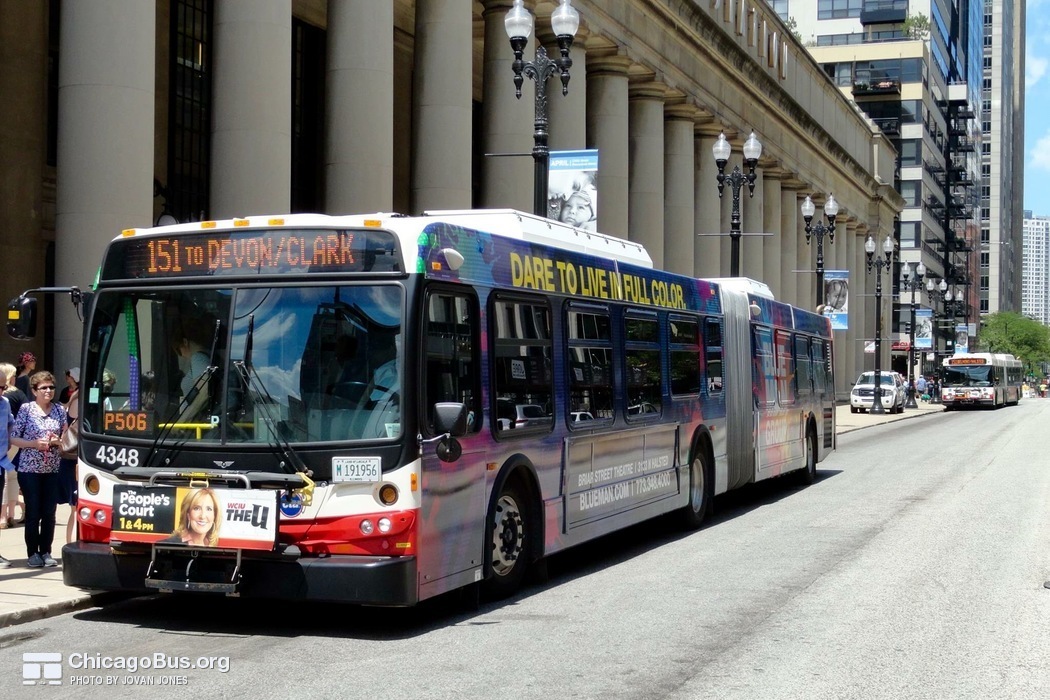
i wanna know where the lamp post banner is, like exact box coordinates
[822,269,849,330]
[549,149,598,230]
[914,308,933,350]
[955,324,969,353]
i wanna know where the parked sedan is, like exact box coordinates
[849,371,906,414]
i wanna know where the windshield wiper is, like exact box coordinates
[143,319,222,468]
[233,314,312,478]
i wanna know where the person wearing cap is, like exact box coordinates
[60,367,79,405]
[14,351,36,396]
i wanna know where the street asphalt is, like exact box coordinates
[0,398,948,628]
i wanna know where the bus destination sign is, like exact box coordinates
[947,357,988,365]
[102,228,400,280]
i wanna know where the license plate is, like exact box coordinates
[332,456,381,482]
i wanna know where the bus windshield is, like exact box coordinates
[82,284,403,444]
[942,365,993,387]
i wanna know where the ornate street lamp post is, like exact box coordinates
[712,131,762,277]
[865,234,894,415]
[924,276,949,403]
[801,194,838,311]
[505,0,580,218]
[901,261,926,408]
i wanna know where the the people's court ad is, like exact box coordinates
[112,485,278,549]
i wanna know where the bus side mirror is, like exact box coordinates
[433,402,467,437]
[7,296,37,340]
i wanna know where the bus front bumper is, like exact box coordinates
[60,541,418,606]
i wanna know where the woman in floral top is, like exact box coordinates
[11,371,67,568]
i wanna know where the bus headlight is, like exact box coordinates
[79,507,92,521]
[360,519,374,535]
[378,517,392,533]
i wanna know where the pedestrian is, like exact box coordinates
[916,375,928,402]
[0,363,25,528]
[10,371,67,568]
[1041,381,1048,399]
[0,387,17,567]
[14,351,36,396]
[59,368,78,405]
[58,368,79,544]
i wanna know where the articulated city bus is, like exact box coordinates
[8,209,835,605]
[940,352,1023,409]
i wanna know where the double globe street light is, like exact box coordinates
[801,194,838,311]
[504,0,580,218]
[900,261,926,408]
[865,234,895,415]
[712,131,762,277]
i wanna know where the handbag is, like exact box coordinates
[59,417,79,460]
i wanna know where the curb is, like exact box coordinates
[0,591,128,630]
[836,407,943,435]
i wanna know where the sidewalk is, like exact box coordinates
[835,396,945,434]
[0,504,114,628]
[0,400,947,627]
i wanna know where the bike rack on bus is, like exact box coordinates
[145,545,244,596]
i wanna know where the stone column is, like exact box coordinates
[694,127,723,279]
[843,220,859,386]
[543,25,588,153]
[586,49,631,237]
[859,223,874,381]
[627,78,666,266]
[325,0,393,214]
[762,169,783,297]
[55,0,154,372]
[479,0,532,211]
[663,102,695,276]
[212,0,291,217]
[741,165,764,282]
[0,2,48,362]
[411,0,473,211]
[779,184,801,306]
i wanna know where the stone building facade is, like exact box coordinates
[0,0,903,395]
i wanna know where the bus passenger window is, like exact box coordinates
[669,317,701,396]
[704,318,724,395]
[491,297,553,434]
[625,314,662,418]
[567,307,613,424]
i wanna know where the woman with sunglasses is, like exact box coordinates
[10,371,67,568]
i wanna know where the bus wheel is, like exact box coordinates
[678,449,711,530]
[483,483,529,599]
[798,428,817,485]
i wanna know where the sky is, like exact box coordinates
[1026,0,1050,216]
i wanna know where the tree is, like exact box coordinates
[976,312,1050,371]
[785,16,803,44]
[902,13,931,41]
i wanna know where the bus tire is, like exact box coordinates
[678,447,711,530]
[482,481,530,600]
[798,427,817,485]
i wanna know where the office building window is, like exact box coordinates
[291,19,326,213]
[818,0,862,19]
[168,0,212,222]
